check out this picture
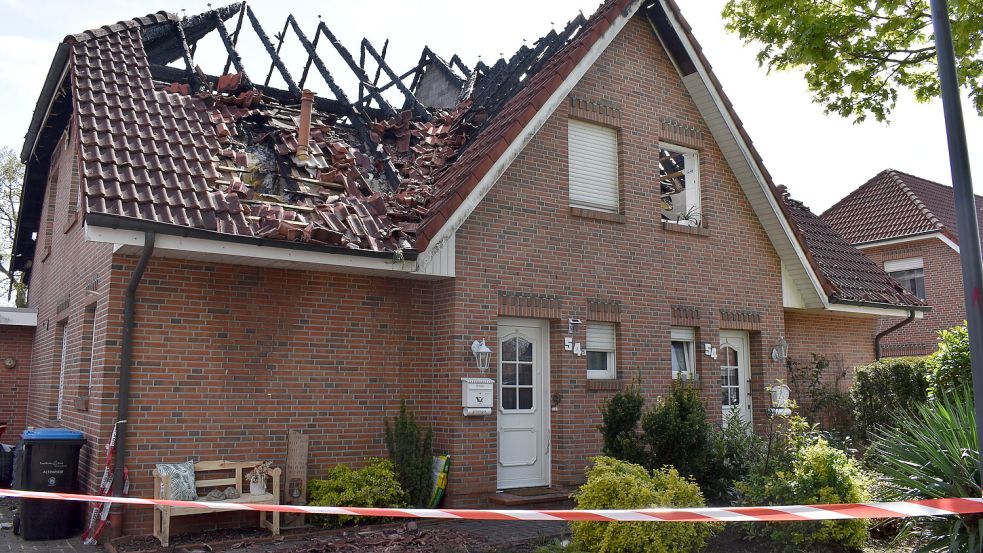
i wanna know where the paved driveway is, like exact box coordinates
[0,499,102,553]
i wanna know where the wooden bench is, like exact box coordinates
[152,460,281,546]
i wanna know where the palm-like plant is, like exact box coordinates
[868,386,982,552]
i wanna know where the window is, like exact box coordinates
[56,322,68,420]
[671,327,696,379]
[587,322,617,379]
[568,119,619,213]
[659,144,700,225]
[885,257,925,299]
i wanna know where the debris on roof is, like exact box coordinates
[64,1,602,254]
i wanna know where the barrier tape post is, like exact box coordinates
[2,489,982,523]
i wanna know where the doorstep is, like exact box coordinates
[488,486,575,508]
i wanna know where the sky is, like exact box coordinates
[0,0,980,214]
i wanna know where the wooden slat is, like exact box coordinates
[195,477,238,488]
[164,493,276,517]
[194,460,261,471]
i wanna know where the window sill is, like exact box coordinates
[571,207,626,223]
[587,378,622,391]
[662,221,710,237]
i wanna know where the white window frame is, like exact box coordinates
[885,257,925,299]
[56,323,68,420]
[659,143,701,225]
[586,322,617,379]
[568,119,620,213]
[671,326,696,380]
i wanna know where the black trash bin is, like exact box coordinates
[12,428,86,540]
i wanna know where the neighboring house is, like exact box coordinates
[9,0,924,536]
[0,308,37,440]
[823,169,974,356]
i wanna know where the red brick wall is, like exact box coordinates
[0,324,35,440]
[437,14,788,506]
[784,310,877,398]
[863,238,962,356]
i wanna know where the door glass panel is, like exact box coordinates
[501,334,535,411]
[721,347,740,407]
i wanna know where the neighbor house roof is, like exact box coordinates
[779,188,925,309]
[821,169,983,246]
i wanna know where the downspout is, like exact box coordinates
[874,309,916,360]
[108,232,155,533]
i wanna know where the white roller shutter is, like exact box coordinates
[568,119,619,212]
[884,257,923,272]
[587,322,616,352]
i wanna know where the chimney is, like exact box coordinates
[297,89,315,163]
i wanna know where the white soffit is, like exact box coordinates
[0,308,38,326]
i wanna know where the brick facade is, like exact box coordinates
[0,325,34,440]
[784,310,877,393]
[18,10,888,538]
[863,238,962,356]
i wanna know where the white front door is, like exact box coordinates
[720,330,752,427]
[497,318,550,489]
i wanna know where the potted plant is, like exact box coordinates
[247,461,273,495]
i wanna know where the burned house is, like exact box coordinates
[8,0,925,536]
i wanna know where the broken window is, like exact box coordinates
[659,144,700,225]
[885,257,925,299]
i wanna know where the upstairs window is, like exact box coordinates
[568,119,619,213]
[671,327,696,380]
[587,322,617,379]
[885,257,925,299]
[659,144,700,225]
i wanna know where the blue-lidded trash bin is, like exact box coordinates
[12,428,86,540]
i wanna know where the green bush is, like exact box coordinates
[737,436,872,551]
[600,383,645,464]
[308,459,407,526]
[928,324,972,397]
[384,400,434,507]
[850,357,929,445]
[704,411,765,502]
[868,387,981,552]
[639,382,710,483]
[571,457,719,553]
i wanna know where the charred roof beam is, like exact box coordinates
[174,21,202,92]
[449,54,471,77]
[263,17,290,88]
[305,19,396,117]
[222,2,247,75]
[246,6,300,97]
[214,11,248,83]
[361,38,430,121]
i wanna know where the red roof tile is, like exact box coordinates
[821,169,983,245]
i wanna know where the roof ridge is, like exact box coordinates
[886,169,945,232]
[65,11,178,44]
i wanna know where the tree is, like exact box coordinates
[722,0,983,122]
[0,147,25,306]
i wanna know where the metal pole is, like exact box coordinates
[930,0,983,470]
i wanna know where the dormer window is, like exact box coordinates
[659,144,700,225]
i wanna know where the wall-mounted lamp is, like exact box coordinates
[771,336,789,362]
[471,340,492,372]
[568,318,583,334]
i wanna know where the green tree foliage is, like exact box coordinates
[850,357,930,445]
[600,382,644,462]
[927,323,972,396]
[384,400,434,507]
[868,387,981,552]
[307,459,407,527]
[0,147,24,305]
[722,0,983,122]
[640,382,710,483]
[571,457,720,553]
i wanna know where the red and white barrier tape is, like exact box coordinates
[2,489,982,522]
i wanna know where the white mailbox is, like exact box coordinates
[461,377,494,416]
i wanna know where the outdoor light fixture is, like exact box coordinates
[771,336,789,362]
[568,318,583,334]
[471,339,492,372]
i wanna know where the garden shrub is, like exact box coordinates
[639,381,710,482]
[868,387,982,552]
[737,436,872,551]
[384,400,434,507]
[571,457,719,553]
[308,458,407,526]
[599,382,644,464]
[850,357,929,445]
[927,324,972,397]
[704,411,765,502]
[786,354,853,435]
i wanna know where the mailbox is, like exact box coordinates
[461,377,494,416]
